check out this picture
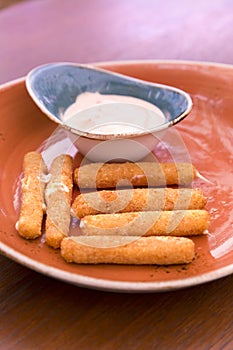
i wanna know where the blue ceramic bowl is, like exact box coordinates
[26,62,192,161]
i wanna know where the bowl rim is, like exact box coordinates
[1,58,233,89]
[25,61,193,140]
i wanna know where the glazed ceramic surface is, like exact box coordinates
[0,61,232,292]
[26,63,192,162]
[26,63,192,133]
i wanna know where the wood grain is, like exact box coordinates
[0,0,26,10]
[0,1,233,349]
[1,254,233,350]
[0,0,233,84]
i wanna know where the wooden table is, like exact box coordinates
[0,1,233,349]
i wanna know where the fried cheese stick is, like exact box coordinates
[16,152,47,239]
[45,154,73,248]
[74,162,196,189]
[61,236,195,265]
[71,188,206,218]
[80,210,210,237]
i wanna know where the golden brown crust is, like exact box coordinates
[45,154,73,248]
[74,162,196,189]
[61,236,195,265]
[16,152,210,267]
[80,210,210,237]
[71,188,206,218]
[17,152,47,239]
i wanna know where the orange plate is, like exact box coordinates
[0,61,233,292]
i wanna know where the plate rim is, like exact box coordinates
[94,58,233,70]
[1,240,233,292]
[1,59,233,292]
[1,58,233,90]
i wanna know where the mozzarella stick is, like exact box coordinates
[74,162,196,189]
[61,236,195,265]
[45,154,73,248]
[71,188,206,218]
[80,210,210,237]
[16,152,47,239]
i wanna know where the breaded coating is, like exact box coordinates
[71,188,206,218]
[45,154,73,248]
[74,162,196,189]
[61,236,195,265]
[80,210,210,237]
[16,152,47,239]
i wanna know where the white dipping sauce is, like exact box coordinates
[63,92,166,135]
